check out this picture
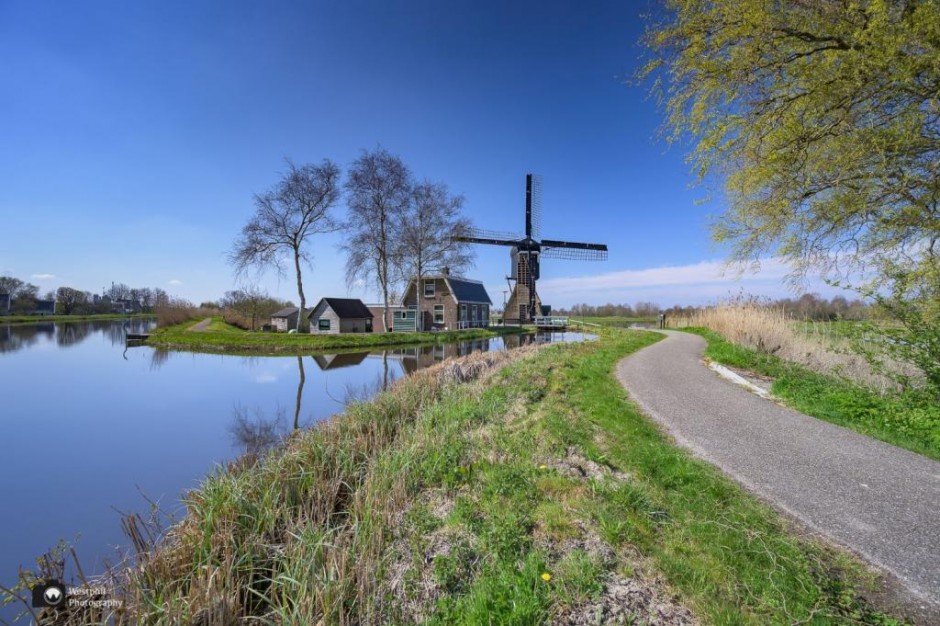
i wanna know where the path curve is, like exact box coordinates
[188,318,212,332]
[616,331,940,616]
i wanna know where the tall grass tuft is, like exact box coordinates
[155,300,217,327]
[671,302,902,391]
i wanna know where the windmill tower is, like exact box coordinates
[454,174,607,324]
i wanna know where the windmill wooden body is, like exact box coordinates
[454,174,608,324]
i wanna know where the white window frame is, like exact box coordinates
[433,304,444,324]
[424,280,435,297]
[318,318,331,331]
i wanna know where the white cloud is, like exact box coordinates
[168,279,183,286]
[31,273,56,280]
[537,258,838,306]
[255,373,278,384]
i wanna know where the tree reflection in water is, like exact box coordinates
[229,353,309,456]
[294,355,305,430]
[228,405,290,457]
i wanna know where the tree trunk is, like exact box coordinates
[415,261,423,331]
[293,247,305,333]
[380,249,389,333]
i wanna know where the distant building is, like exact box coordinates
[307,298,373,334]
[270,307,300,332]
[0,293,10,315]
[111,299,140,314]
[33,300,56,316]
[401,270,492,331]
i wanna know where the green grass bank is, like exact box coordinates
[685,327,940,462]
[145,317,529,354]
[45,327,906,625]
[0,313,154,326]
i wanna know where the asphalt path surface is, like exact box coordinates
[616,331,940,616]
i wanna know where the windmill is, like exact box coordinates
[454,174,607,323]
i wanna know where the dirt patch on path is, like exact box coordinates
[188,318,212,332]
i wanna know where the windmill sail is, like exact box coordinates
[452,173,607,323]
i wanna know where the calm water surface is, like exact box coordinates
[0,320,590,621]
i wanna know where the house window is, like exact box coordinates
[424,280,435,297]
[366,318,373,332]
[318,319,330,331]
[460,304,467,320]
[483,305,488,320]
[433,304,444,324]
[471,304,478,320]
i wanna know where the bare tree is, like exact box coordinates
[221,285,287,330]
[396,180,474,330]
[231,160,341,331]
[55,287,90,315]
[343,148,412,332]
[108,282,131,301]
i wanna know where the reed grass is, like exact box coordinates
[154,305,218,328]
[670,303,904,392]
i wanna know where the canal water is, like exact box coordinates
[0,320,590,621]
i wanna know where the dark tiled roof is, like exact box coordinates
[316,298,373,319]
[446,278,492,304]
[271,307,299,318]
[312,351,370,370]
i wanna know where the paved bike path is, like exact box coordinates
[616,331,940,614]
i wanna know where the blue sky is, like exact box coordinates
[0,1,839,308]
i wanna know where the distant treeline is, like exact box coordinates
[556,293,873,322]
[0,276,171,315]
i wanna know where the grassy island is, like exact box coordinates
[144,316,530,354]
[0,313,154,326]
[33,327,904,625]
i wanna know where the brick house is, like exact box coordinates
[401,271,492,331]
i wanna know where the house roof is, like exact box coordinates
[405,275,493,305]
[310,298,373,319]
[271,307,299,318]
[312,351,370,370]
[444,277,492,305]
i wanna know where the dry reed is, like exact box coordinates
[154,304,218,327]
[670,303,899,392]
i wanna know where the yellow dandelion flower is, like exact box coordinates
[539,464,548,470]
[541,572,552,582]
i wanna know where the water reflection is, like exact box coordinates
[229,406,291,457]
[0,322,593,625]
[294,355,305,430]
[0,318,156,353]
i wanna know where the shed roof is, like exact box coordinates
[271,307,299,319]
[310,298,373,319]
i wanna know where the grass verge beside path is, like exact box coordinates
[0,313,154,326]
[83,327,903,625]
[684,327,940,462]
[145,316,528,354]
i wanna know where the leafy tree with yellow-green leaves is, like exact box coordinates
[643,0,940,395]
